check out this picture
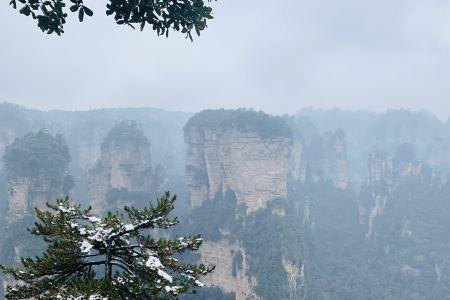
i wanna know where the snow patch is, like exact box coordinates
[195,280,205,287]
[124,224,135,231]
[87,216,101,223]
[146,255,163,269]
[158,269,173,283]
[80,240,93,254]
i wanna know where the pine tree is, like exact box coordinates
[0,192,213,299]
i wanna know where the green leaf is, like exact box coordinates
[69,5,77,12]
[19,5,31,16]
[83,6,93,17]
[78,7,84,22]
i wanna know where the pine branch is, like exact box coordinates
[1,193,214,299]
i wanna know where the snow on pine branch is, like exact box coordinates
[1,193,212,300]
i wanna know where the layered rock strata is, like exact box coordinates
[4,130,73,223]
[184,110,292,213]
[88,121,154,214]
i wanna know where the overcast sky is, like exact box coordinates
[1,0,450,119]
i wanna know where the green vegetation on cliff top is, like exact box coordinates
[184,109,292,139]
[101,120,149,149]
[3,129,70,181]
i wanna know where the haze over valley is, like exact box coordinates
[1,102,450,299]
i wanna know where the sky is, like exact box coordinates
[1,0,450,119]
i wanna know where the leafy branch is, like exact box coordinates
[9,0,216,37]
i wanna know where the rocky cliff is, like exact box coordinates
[355,144,450,299]
[1,130,73,296]
[88,121,154,214]
[184,110,306,300]
[0,102,190,202]
[359,144,425,239]
[87,121,154,214]
[185,109,292,213]
[3,130,73,223]
[289,137,308,184]
[306,130,349,189]
[0,130,15,161]
[358,150,393,238]
[199,240,259,300]
[288,128,349,190]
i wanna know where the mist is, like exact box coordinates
[2,0,450,119]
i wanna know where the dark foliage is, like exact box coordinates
[293,181,365,300]
[0,192,213,299]
[102,120,149,150]
[184,109,293,139]
[9,0,215,37]
[3,130,71,184]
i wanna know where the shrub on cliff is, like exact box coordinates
[0,192,213,299]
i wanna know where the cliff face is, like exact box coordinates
[184,110,306,300]
[359,144,424,239]
[360,144,427,240]
[289,138,307,184]
[0,129,15,160]
[3,130,73,223]
[88,121,154,214]
[72,131,104,172]
[199,240,259,300]
[355,144,450,298]
[358,151,393,238]
[288,130,349,190]
[307,131,349,189]
[185,127,291,213]
[184,110,293,214]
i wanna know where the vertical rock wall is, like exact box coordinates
[4,130,73,223]
[88,121,154,214]
[184,110,305,300]
[306,130,349,189]
[359,144,423,239]
[288,130,349,190]
[199,240,259,300]
[185,122,292,213]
